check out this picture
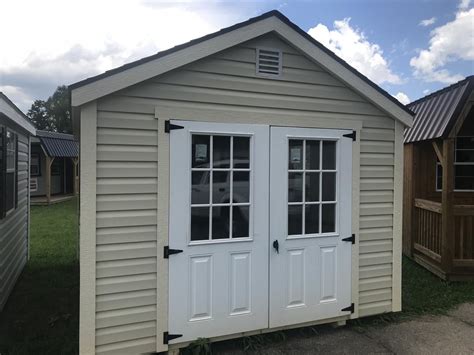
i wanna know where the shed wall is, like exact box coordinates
[0,131,29,310]
[87,33,399,353]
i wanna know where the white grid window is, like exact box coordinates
[190,134,251,241]
[288,139,337,236]
[436,136,474,191]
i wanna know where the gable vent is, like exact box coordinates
[256,48,282,77]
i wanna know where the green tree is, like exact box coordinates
[27,85,71,133]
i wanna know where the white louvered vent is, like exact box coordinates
[30,178,38,192]
[256,48,282,77]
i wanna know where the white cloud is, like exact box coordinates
[410,5,474,84]
[308,18,402,85]
[423,89,430,95]
[393,92,410,105]
[459,0,471,9]
[419,17,437,26]
[0,0,254,111]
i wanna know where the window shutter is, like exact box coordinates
[15,133,18,208]
[0,126,5,218]
[256,48,282,76]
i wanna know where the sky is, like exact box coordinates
[1,0,473,112]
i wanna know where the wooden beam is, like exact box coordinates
[432,141,444,166]
[441,138,455,273]
[45,156,55,205]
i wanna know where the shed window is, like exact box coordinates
[31,153,41,176]
[1,128,18,217]
[436,136,474,191]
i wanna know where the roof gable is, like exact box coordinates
[70,10,413,126]
[0,92,36,135]
[405,76,474,143]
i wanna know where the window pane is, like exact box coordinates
[233,171,249,203]
[456,177,474,190]
[233,137,250,168]
[212,171,229,204]
[191,207,209,241]
[456,137,474,150]
[322,172,336,201]
[305,204,319,234]
[6,131,15,171]
[192,135,210,168]
[288,140,303,170]
[305,172,320,202]
[192,171,209,204]
[213,135,230,168]
[456,150,474,163]
[322,204,336,233]
[288,205,303,235]
[212,206,230,239]
[437,164,443,190]
[5,173,14,212]
[232,206,249,238]
[305,140,320,170]
[288,173,303,202]
[322,141,336,170]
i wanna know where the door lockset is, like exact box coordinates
[273,240,279,254]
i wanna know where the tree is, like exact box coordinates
[27,85,71,133]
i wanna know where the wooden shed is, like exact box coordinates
[0,92,36,310]
[30,130,79,205]
[70,11,413,354]
[403,76,474,280]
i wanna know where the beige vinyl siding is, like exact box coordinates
[92,33,398,351]
[0,132,29,310]
[94,108,158,355]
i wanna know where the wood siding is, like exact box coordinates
[91,33,398,352]
[0,131,29,310]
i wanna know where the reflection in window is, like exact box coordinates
[288,139,337,236]
[191,135,251,241]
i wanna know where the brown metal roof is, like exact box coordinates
[404,76,474,143]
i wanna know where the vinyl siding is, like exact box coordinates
[0,131,29,310]
[91,33,398,352]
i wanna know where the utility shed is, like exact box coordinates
[70,11,413,355]
[403,76,474,280]
[0,92,36,310]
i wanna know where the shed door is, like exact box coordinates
[168,120,270,344]
[269,127,353,328]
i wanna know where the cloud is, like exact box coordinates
[459,0,471,9]
[423,89,430,95]
[410,5,474,84]
[0,0,255,111]
[419,17,437,26]
[393,92,410,105]
[308,18,402,85]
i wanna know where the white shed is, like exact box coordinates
[70,10,413,354]
[0,93,36,310]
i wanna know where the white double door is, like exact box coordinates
[169,121,353,344]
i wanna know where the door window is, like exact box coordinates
[288,139,337,236]
[190,134,251,242]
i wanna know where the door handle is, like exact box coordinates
[273,240,279,254]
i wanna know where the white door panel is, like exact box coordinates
[169,121,269,344]
[269,127,353,328]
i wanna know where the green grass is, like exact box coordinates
[1,197,473,354]
[0,198,79,355]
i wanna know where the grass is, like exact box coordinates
[0,198,79,355]
[1,197,473,354]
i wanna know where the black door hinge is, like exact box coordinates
[164,120,184,133]
[342,234,355,244]
[342,303,354,313]
[163,331,183,344]
[343,131,356,141]
[164,246,183,258]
